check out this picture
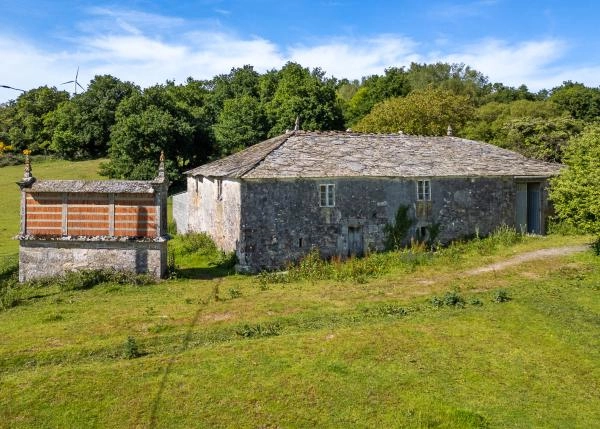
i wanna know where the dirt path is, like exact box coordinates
[466,245,589,275]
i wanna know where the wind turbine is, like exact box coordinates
[61,66,85,95]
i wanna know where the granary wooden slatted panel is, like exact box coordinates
[114,193,157,237]
[25,193,62,235]
[66,193,110,236]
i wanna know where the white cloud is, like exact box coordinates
[438,38,568,89]
[289,35,421,79]
[1,7,599,104]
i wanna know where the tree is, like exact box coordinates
[265,62,344,135]
[550,124,600,233]
[354,87,474,135]
[462,99,581,162]
[101,82,214,181]
[406,62,489,102]
[213,95,268,156]
[550,82,600,121]
[2,86,69,153]
[343,68,410,126]
[50,75,138,159]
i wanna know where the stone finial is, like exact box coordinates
[294,116,300,131]
[157,150,166,181]
[18,150,35,188]
[23,152,32,180]
[447,125,453,136]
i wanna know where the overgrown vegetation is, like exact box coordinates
[384,204,413,250]
[258,225,528,287]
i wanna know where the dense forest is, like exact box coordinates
[0,61,599,182]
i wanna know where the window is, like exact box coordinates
[216,179,223,201]
[417,179,431,201]
[319,184,335,207]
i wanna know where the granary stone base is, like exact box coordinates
[19,239,167,282]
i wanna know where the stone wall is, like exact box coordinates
[186,176,241,252]
[19,239,167,282]
[172,191,188,234]
[236,176,543,271]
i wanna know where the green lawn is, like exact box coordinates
[0,159,599,428]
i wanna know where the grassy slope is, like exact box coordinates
[0,159,599,428]
[0,158,104,257]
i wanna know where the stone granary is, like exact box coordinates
[173,131,561,272]
[17,154,169,282]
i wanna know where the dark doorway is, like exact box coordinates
[516,182,542,234]
[348,226,364,257]
[527,183,541,234]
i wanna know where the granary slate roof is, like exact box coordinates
[25,180,157,193]
[186,131,562,179]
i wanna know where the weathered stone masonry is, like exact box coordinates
[176,131,560,272]
[17,154,169,281]
[236,176,550,271]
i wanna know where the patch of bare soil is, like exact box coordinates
[466,245,588,275]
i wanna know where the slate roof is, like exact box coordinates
[186,131,562,179]
[25,180,156,193]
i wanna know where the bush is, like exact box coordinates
[384,205,413,250]
[492,289,511,303]
[592,237,600,256]
[179,232,218,256]
[443,291,465,307]
[123,336,141,359]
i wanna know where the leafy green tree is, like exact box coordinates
[265,62,344,135]
[2,86,69,153]
[354,87,474,135]
[50,75,139,159]
[213,95,268,156]
[499,116,583,162]
[344,68,410,126]
[550,82,600,121]
[206,65,262,111]
[550,124,600,233]
[101,82,214,181]
[483,83,537,103]
[406,62,489,102]
[463,99,580,161]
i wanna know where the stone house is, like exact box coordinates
[17,154,169,281]
[173,131,561,272]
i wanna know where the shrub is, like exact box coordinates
[492,289,511,303]
[443,291,465,307]
[591,237,600,256]
[384,205,413,250]
[123,336,141,359]
[228,287,242,299]
[179,232,218,256]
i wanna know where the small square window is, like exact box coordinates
[320,184,335,207]
[417,180,431,201]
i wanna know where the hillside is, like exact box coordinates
[0,159,598,428]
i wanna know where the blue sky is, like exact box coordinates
[1,0,599,103]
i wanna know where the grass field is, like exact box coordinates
[0,159,599,428]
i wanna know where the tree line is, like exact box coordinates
[0,62,598,188]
